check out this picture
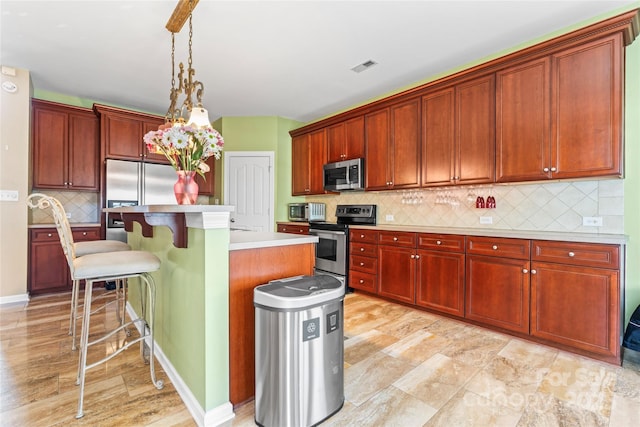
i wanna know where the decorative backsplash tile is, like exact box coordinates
[30,191,99,224]
[306,179,624,234]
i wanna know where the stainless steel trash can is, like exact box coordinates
[254,275,345,427]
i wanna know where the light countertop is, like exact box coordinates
[350,224,628,245]
[230,231,318,251]
[103,205,235,213]
[29,223,101,228]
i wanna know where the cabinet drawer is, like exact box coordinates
[532,240,619,269]
[467,236,530,260]
[72,228,101,241]
[350,229,378,243]
[31,229,61,242]
[350,242,377,257]
[350,254,378,274]
[277,224,309,235]
[418,233,465,252]
[349,270,377,293]
[379,231,416,247]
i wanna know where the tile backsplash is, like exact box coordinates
[307,179,624,234]
[30,191,99,224]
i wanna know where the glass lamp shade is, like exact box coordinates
[187,107,211,128]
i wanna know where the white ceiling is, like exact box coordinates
[1,0,637,124]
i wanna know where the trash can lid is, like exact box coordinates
[254,275,344,310]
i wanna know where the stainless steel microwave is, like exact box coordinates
[323,158,365,192]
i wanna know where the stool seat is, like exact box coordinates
[74,251,160,279]
[74,240,131,257]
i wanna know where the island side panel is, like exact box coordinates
[228,243,315,406]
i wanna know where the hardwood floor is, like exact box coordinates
[0,290,196,426]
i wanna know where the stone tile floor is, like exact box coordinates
[234,292,640,427]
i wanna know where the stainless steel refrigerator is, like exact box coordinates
[105,159,177,242]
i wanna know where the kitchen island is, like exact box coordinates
[105,205,318,426]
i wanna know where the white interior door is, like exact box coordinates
[223,152,274,231]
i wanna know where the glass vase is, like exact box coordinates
[174,170,199,205]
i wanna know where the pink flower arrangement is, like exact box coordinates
[143,124,224,176]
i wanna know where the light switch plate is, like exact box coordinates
[583,216,603,226]
[479,216,493,225]
[385,214,394,221]
[0,190,18,201]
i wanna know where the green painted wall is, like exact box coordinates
[624,39,640,326]
[127,222,230,411]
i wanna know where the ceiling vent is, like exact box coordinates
[351,60,378,73]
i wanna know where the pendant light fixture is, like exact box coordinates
[165,0,211,128]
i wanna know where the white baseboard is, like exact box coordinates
[0,293,30,305]
[125,302,235,427]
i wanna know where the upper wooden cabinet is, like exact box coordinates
[327,116,365,162]
[365,98,421,190]
[422,75,495,187]
[291,129,328,195]
[94,104,168,165]
[32,100,99,191]
[551,35,623,179]
[497,35,623,182]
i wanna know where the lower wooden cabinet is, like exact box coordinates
[28,226,101,295]
[530,240,620,362]
[349,229,378,292]
[378,245,416,303]
[415,234,466,317]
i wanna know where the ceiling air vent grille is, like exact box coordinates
[351,60,378,73]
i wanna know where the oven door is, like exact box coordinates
[309,229,347,276]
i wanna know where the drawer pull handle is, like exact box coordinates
[568,252,575,257]
[492,245,498,250]
[82,232,87,236]
[523,269,528,274]
[393,237,398,241]
[436,240,442,245]
[47,233,52,237]
[531,269,537,274]
[360,234,365,238]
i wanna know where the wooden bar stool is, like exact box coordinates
[26,194,164,418]
[27,194,131,350]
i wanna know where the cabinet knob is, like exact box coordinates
[68,182,72,186]
[393,237,398,241]
[47,233,52,237]
[360,262,364,266]
[415,254,420,259]
[523,268,528,274]
[543,167,549,172]
[360,234,364,238]
[82,232,87,236]
[360,247,365,252]
[436,240,442,245]
[359,279,364,284]
[492,245,498,250]
[531,269,537,274]
[568,252,575,257]
[550,167,557,172]
[410,254,415,259]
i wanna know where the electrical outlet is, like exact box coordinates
[583,216,603,227]
[0,190,18,201]
[385,214,394,221]
[479,216,493,225]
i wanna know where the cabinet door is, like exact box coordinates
[466,255,530,334]
[195,157,215,196]
[344,116,365,160]
[365,108,391,190]
[326,122,346,163]
[68,112,99,190]
[28,230,70,294]
[496,58,551,182]
[422,88,455,187]
[291,134,311,195]
[416,249,465,317]
[104,114,143,160]
[456,75,495,184]
[378,245,415,304]
[142,119,171,164]
[390,98,421,189]
[308,129,328,194]
[551,35,622,178]
[531,262,619,358]
[32,107,68,189]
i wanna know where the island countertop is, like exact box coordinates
[229,231,318,251]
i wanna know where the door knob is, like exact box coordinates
[230,218,235,223]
